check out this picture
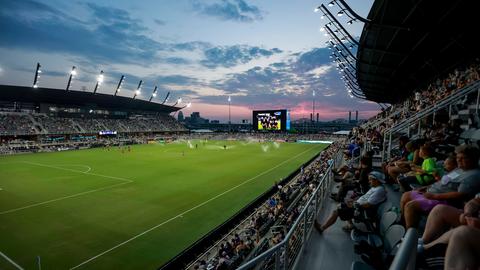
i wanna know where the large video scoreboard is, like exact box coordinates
[252,110,290,131]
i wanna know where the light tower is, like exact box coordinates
[149,86,158,102]
[93,70,104,94]
[114,75,125,96]
[66,66,76,91]
[228,96,231,133]
[33,62,41,88]
[133,80,143,99]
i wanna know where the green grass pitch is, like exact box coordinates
[0,140,327,269]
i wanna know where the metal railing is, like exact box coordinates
[381,80,480,162]
[237,151,342,270]
[388,81,480,135]
[389,228,417,270]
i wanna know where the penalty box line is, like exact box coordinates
[70,144,322,270]
[0,162,134,215]
[0,251,24,270]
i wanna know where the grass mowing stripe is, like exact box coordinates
[0,251,24,270]
[0,162,134,215]
[69,144,321,269]
[0,182,131,215]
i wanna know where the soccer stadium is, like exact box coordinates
[0,0,479,270]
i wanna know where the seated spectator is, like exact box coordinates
[399,155,464,228]
[398,145,437,191]
[443,225,480,270]
[418,194,480,269]
[331,155,372,201]
[422,191,480,246]
[314,171,387,233]
[387,141,421,181]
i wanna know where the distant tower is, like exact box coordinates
[348,111,352,123]
[316,113,319,123]
[178,111,184,121]
[355,110,358,122]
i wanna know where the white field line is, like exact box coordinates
[21,162,131,183]
[0,251,24,270]
[0,162,133,215]
[70,144,321,270]
[0,182,130,215]
[60,164,92,173]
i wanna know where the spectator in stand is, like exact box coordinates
[331,155,372,202]
[314,171,387,233]
[400,155,465,228]
[384,136,410,181]
[398,144,437,191]
[387,141,422,182]
[418,195,480,269]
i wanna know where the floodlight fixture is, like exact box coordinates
[133,80,143,99]
[337,10,344,16]
[114,75,125,96]
[314,6,320,12]
[187,102,192,108]
[149,86,158,102]
[93,70,104,94]
[33,62,41,88]
[66,66,76,91]
[328,1,335,6]
[319,4,359,46]
[162,91,170,104]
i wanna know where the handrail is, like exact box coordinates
[237,151,341,270]
[389,228,417,270]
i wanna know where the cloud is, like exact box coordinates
[191,46,378,119]
[0,1,165,65]
[164,57,192,65]
[200,45,282,68]
[192,0,264,23]
[153,19,166,26]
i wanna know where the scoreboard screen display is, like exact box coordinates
[253,110,290,131]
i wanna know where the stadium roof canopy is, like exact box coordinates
[0,85,180,113]
[356,0,479,104]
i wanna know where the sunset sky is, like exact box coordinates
[0,0,379,122]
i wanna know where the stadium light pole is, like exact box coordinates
[66,66,76,91]
[172,97,182,107]
[133,80,143,99]
[312,90,316,123]
[93,70,104,94]
[162,92,170,104]
[149,86,158,102]
[228,96,231,133]
[33,62,41,88]
[114,75,125,96]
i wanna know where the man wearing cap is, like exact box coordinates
[315,171,387,233]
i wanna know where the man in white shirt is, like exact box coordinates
[315,171,387,233]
